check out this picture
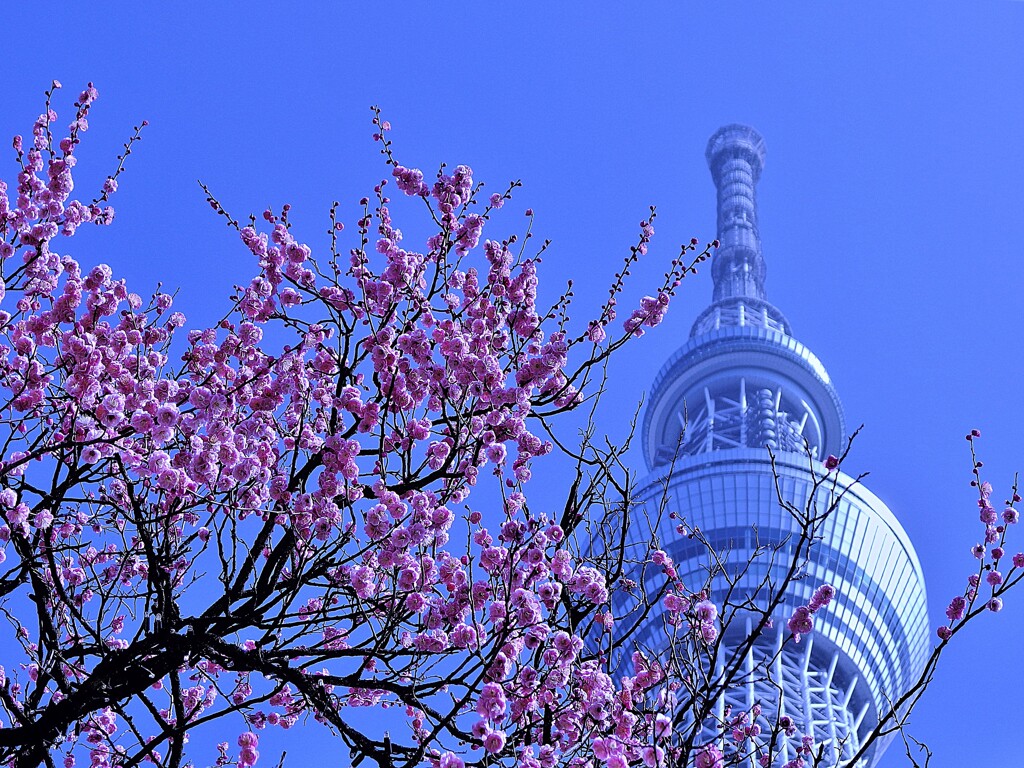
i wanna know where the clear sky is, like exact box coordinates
[5,3,1024,766]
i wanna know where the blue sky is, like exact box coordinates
[5,2,1024,766]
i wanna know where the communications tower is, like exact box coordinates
[633,126,929,767]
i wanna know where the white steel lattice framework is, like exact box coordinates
[670,378,823,459]
[630,125,929,768]
[708,623,869,767]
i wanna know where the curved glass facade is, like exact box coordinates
[630,451,929,766]
[628,126,929,767]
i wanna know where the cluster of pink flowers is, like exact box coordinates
[623,292,670,338]
[936,431,1022,640]
[0,91,729,768]
[655,547,720,644]
[237,733,259,768]
[786,584,835,642]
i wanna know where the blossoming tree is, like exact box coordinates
[0,83,1018,768]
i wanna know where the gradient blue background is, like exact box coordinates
[4,3,1023,766]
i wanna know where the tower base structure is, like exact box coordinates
[710,622,872,767]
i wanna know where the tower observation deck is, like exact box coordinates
[631,126,929,767]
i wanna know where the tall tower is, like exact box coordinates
[632,126,929,767]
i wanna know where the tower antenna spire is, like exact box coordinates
[707,124,768,302]
[691,124,791,337]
